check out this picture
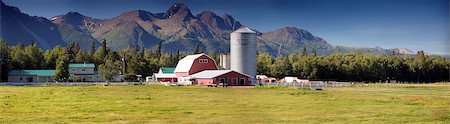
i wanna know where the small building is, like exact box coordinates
[69,63,95,82]
[256,75,277,84]
[158,67,176,74]
[8,70,55,83]
[154,73,177,82]
[153,67,177,82]
[279,77,309,83]
[189,70,252,85]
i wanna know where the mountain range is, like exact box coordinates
[0,1,416,55]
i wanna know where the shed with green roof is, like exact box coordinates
[158,67,176,74]
[8,70,56,82]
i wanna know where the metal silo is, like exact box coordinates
[230,27,257,85]
[219,53,230,70]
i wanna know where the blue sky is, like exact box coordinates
[3,0,449,55]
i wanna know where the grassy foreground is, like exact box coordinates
[0,84,449,123]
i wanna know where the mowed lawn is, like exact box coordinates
[0,84,449,123]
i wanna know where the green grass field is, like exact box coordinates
[0,84,449,123]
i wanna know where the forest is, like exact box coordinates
[0,39,449,82]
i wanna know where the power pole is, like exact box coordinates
[277,44,282,57]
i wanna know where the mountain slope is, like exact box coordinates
[92,20,163,50]
[0,2,420,56]
[89,3,237,52]
[261,27,332,55]
[196,11,238,40]
[0,1,65,49]
[52,12,102,49]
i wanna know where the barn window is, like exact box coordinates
[199,59,208,63]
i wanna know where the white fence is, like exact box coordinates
[264,81,352,88]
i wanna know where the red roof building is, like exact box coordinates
[189,70,252,85]
[174,53,218,77]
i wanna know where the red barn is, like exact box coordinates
[189,70,252,85]
[174,53,218,77]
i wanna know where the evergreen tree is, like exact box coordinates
[89,41,95,61]
[74,50,89,63]
[93,40,109,66]
[10,43,26,69]
[54,53,69,81]
[66,42,77,62]
[155,42,162,58]
[169,51,175,66]
[301,47,307,57]
[140,47,145,57]
[257,53,272,76]
[134,40,140,52]
[208,50,219,66]
[270,55,290,78]
[411,51,428,82]
[193,44,202,54]
[0,39,10,81]
[101,39,108,58]
[74,43,81,54]
[176,50,181,60]
[311,48,317,57]
[99,56,120,82]
[44,45,64,69]
[24,43,44,69]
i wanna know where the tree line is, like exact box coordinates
[0,39,449,83]
[258,48,449,83]
[0,39,203,82]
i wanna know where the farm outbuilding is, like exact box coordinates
[8,70,55,83]
[189,70,252,85]
[256,75,277,84]
[154,74,177,82]
[153,67,177,82]
[279,77,309,84]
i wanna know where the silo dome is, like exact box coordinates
[230,27,257,85]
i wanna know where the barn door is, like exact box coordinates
[239,78,245,86]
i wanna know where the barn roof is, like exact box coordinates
[8,70,55,76]
[174,53,213,73]
[189,70,251,78]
